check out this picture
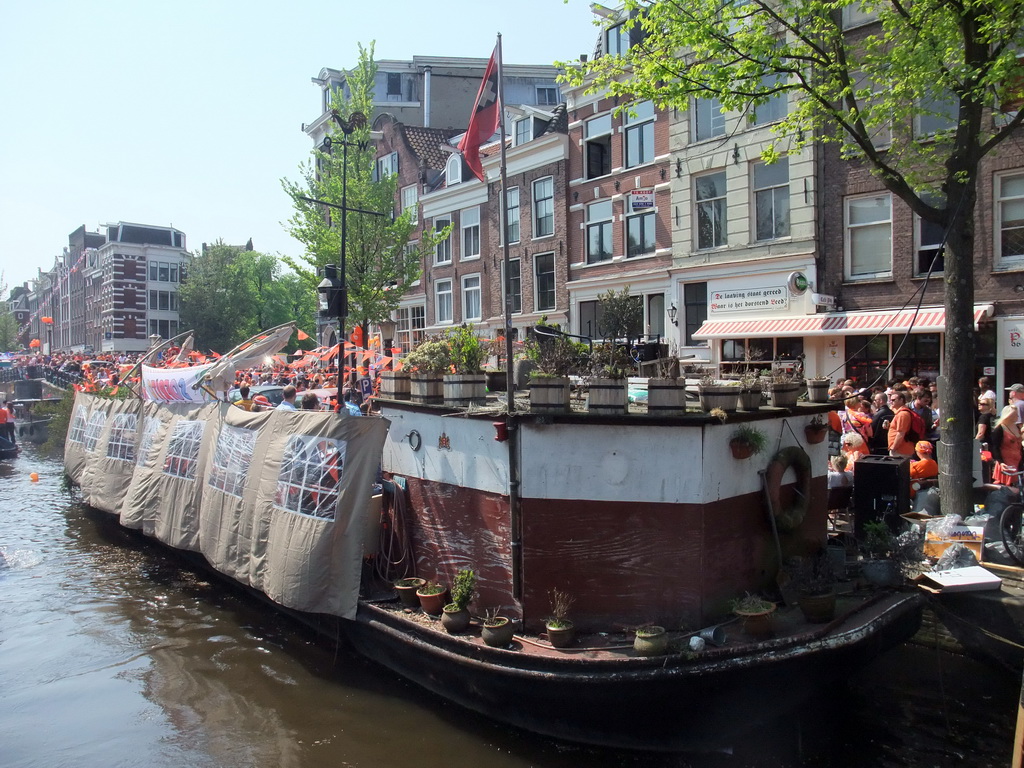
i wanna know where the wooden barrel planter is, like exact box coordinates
[806,379,830,403]
[410,373,444,405]
[647,378,688,417]
[767,383,801,408]
[588,377,628,415]
[443,374,486,408]
[698,384,740,413]
[529,376,570,413]
[737,388,762,410]
[379,371,411,401]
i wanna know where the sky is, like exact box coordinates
[0,0,602,291]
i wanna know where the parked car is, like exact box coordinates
[227,385,285,407]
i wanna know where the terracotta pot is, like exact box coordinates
[730,439,755,460]
[735,605,776,638]
[416,586,449,615]
[394,577,426,609]
[804,425,828,444]
[798,591,837,624]
[482,617,515,647]
[441,606,471,633]
[545,621,575,649]
[633,626,668,656]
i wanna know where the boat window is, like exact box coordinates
[106,414,138,463]
[208,424,257,498]
[275,435,347,521]
[136,416,160,467]
[162,420,206,481]
[82,411,108,453]
[68,405,89,444]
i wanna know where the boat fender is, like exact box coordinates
[765,446,812,532]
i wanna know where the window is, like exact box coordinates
[626,211,656,257]
[845,193,892,279]
[586,200,614,263]
[624,101,655,167]
[159,263,169,282]
[170,263,178,282]
[997,172,1024,262]
[162,420,205,481]
[445,155,463,186]
[435,279,453,324]
[695,171,727,249]
[387,72,402,98]
[68,405,88,444]
[435,217,452,264]
[916,192,945,275]
[460,207,480,259]
[514,118,532,146]
[149,261,158,281]
[605,19,645,56]
[753,159,790,241]
[751,74,787,125]
[584,115,612,179]
[462,275,482,321]
[842,2,878,28]
[137,416,160,467]
[693,96,725,142]
[83,410,107,453]
[533,177,554,237]
[537,86,558,106]
[395,305,426,352]
[849,71,892,149]
[149,290,178,311]
[375,152,399,179]
[208,424,257,498]
[916,95,958,137]
[505,187,520,244]
[845,335,890,388]
[276,435,347,520]
[503,259,522,314]
[535,253,555,312]
[401,185,418,216]
[683,282,708,346]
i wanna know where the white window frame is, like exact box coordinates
[504,187,520,245]
[514,118,532,146]
[435,279,453,325]
[996,171,1024,265]
[434,217,452,265]
[844,193,893,280]
[533,176,554,238]
[461,274,482,321]
[445,155,462,186]
[693,96,725,142]
[695,171,727,250]
[460,206,480,260]
[752,159,790,242]
[534,252,556,312]
[401,185,418,217]
[623,101,655,168]
[376,152,398,179]
[584,114,613,180]
[586,200,615,263]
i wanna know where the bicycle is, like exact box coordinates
[997,465,1024,566]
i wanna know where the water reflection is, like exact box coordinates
[0,445,1018,768]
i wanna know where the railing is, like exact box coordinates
[0,367,81,391]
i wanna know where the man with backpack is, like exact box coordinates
[888,391,924,457]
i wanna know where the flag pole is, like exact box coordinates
[497,34,514,415]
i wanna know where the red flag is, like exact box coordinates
[457,46,500,181]
[296,328,310,341]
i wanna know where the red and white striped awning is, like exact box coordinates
[692,304,994,339]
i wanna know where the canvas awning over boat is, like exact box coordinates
[691,304,994,340]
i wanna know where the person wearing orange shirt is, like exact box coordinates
[910,441,938,482]
[887,391,916,457]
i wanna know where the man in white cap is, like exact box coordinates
[1008,382,1024,425]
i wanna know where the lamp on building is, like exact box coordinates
[668,304,678,326]
[377,317,398,370]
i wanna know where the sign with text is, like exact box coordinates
[1002,319,1024,360]
[709,286,789,314]
[629,189,654,210]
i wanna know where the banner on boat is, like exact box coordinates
[141,363,216,402]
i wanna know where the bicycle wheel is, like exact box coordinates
[1000,502,1024,566]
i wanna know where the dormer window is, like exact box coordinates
[445,154,464,185]
[514,118,532,146]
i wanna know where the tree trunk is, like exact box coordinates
[939,178,978,519]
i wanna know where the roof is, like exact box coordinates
[400,125,461,170]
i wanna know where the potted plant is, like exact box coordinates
[481,607,516,648]
[441,568,476,634]
[526,332,583,413]
[545,588,576,648]
[737,370,763,410]
[647,356,689,417]
[405,337,450,405]
[443,324,486,407]
[762,369,802,408]
[379,369,411,401]
[804,415,828,444]
[730,593,777,638]
[859,521,901,588]
[394,576,426,609]
[729,424,767,459]
[805,376,831,403]
[587,342,633,415]
[416,580,449,615]
[633,624,668,656]
[789,552,839,623]
[698,374,740,413]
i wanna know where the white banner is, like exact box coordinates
[709,286,789,314]
[141,364,217,402]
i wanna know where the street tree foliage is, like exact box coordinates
[180,242,313,354]
[565,0,1024,513]
[282,42,449,339]
[0,275,19,352]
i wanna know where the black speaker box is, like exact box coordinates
[853,454,910,534]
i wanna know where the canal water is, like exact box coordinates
[0,445,1018,768]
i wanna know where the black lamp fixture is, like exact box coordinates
[668,303,678,326]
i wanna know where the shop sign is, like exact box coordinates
[1003,318,1024,360]
[710,286,789,313]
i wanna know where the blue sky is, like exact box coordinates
[0,0,602,291]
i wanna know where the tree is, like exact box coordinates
[281,42,449,343]
[0,275,18,352]
[565,0,1024,516]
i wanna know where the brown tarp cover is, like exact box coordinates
[66,392,388,619]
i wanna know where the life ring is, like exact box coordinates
[765,446,812,531]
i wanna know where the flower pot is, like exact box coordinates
[416,586,450,615]
[633,626,668,656]
[441,606,471,634]
[482,617,515,648]
[588,377,628,415]
[768,383,800,408]
[394,577,426,608]
[735,604,776,638]
[529,376,571,413]
[737,388,762,410]
[410,373,444,405]
[699,384,739,413]
[861,559,900,588]
[798,591,837,623]
[806,379,831,403]
[804,425,828,444]
[730,439,755,460]
[443,373,486,408]
[545,621,575,649]
[647,378,688,417]
[379,371,411,401]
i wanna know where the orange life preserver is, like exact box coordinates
[765,446,812,532]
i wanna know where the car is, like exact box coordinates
[227,384,285,407]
